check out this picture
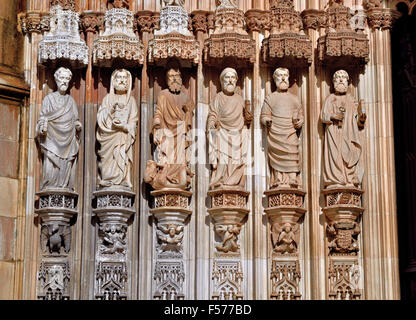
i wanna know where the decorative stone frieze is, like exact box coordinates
[93,8,145,67]
[204,5,255,67]
[38,5,88,67]
[366,8,401,30]
[261,0,312,67]
[301,9,326,30]
[80,11,104,33]
[149,3,199,67]
[317,1,369,66]
[245,10,271,32]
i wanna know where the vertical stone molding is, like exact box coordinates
[203,3,255,67]
[38,5,88,68]
[93,7,145,67]
[148,2,199,66]
[317,0,369,66]
[261,0,312,66]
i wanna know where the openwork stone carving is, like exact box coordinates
[212,259,243,300]
[317,2,369,66]
[38,5,88,67]
[153,261,185,300]
[93,8,145,67]
[204,6,255,66]
[328,259,361,300]
[270,261,301,300]
[261,0,312,66]
[149,3,199,66]
[95,262,128,300]
[37,261,70,300]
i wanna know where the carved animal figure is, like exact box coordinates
[41,224,71,254]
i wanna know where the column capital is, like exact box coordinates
[367,8,401,30]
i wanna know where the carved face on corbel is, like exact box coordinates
[333,69,349,94]
[220,68,238,95]
[54,67,72,94]
[166,68,183,94]
[273,67,290,92]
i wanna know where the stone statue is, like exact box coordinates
[144,65,194,190]
[161,0,185,7]
[207,68,252,190]
[96,69,138,189]
[36,67,82,191]
[261,67,304,188]
[215,0,238,9]
[321,70,366,189]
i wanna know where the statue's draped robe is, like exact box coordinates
[321,93,362,188]
[36,92,80,190]
[96,94,138,188]
[260,91,303,186]
[207,92,248,190]
[152,89,194,190]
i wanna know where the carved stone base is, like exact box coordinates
[328,257,361,300]
[270,259,301,300]
[36,189,78,224]
[212,255,244,300]
[148,33,200,67]
[150,189,192,300]
[323,187,364,256]
[92,187,136,225]
[261,33,312,66]
[37,258,70,300]
[92,187,135,300]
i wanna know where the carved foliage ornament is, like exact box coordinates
[80,12,104,33]
[18,12,50,34]
[366,8,401,30]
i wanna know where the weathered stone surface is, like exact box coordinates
[0,216,15,260]
[0,261,15,299]
[0,104,19,141]
[0,140,19,179]
[0,177,18,218]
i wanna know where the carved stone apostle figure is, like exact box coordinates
[207,68,252,190]
[36,67,82,190]
[261,67,304,188]
[320,70,366,189]
[144,65,195,190]
[96,69,138,189]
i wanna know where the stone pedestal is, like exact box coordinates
[322,187,364,300]
[150,189,192,300]
[208,189,249,300]
[35,189,78,300]
[264,187,306,300]
[92,187,135,300]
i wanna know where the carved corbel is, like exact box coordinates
[80,12,104,33]
[245,9,270,33]
[135,10,154,33]
[191,10,210,34]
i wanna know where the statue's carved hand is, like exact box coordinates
[331,112,344,122]
[292,117,303,129]
[113,120,127,132]
[39,120,48,135]
[75,121,82,132]
[359,111,367,123]
[266,120,272,128]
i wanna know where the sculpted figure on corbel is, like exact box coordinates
[207,68,252,191]
[144,64,195,191]
[156,223,184,252]
[321,70,366,189]
[261,68,304,189]
[40,224,71,255]
[36,67,82,191]
[98,224,127,255]
[97,69,138,190]
[215,224,241,253]
[107,0,130,9]
[271,222,299,255]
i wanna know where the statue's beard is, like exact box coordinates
[277,82,289,91]
[335,83,347,93]
[168,81,182,93]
